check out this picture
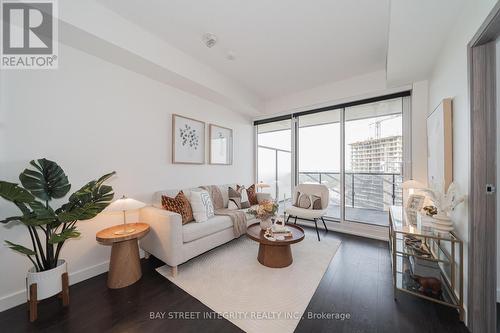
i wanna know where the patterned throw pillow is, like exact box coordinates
[311,195,322,210]
[294,192,322,210]
[246,184,258,205]
[189,189,215,222]
[228,187,242,209]
[295,192,311,208]
[235,185,251,208]
[161,191,194,224]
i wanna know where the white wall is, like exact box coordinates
[410,80,429,185]
[0,43,254,311]
[428,0,497,318]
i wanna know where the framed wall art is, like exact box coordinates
[172,114,205,164]
[427,98,453,193]
[209,124,233,165]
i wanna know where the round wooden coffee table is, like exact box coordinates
[96,223,150,289]
[246,222,305,268]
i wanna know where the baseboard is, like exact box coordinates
[0,260,110,312]
[295,218,388,241]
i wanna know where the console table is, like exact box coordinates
[389,206,464,320]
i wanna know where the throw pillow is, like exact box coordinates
[189,189,215,222]
[228,186,242,209]
[246,184,258,205]
[295,192,311,209]
[228,197,241,210]
[294,192,322,210]
[236,185,251,208]
[294,191,302,206]
[161,191,194,224]
[311,195,322,210]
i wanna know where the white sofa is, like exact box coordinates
[139,184,270,276]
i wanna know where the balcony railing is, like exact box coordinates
[298,171,403,212]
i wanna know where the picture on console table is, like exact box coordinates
[209,124,233,165]
[172,114,205,164]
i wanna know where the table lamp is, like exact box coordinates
[402,179,425,195]
[255,181,270,192]
[107,195,146,235]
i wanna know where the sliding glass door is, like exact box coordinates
[344,98,403,225]
[255,93,408,227]
[256,120,292,203]
[297,110,341,220]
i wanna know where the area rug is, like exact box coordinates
[156,230,341,333]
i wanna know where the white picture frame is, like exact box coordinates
[172,114,205,164]
[209,124,233,165]
[405,194,426,225]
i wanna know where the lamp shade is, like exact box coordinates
[402,179,425,190]
[255,182,270,189]
[107,196,146,212]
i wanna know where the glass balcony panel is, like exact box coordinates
[298,110,341,220]
[344,98,403,225]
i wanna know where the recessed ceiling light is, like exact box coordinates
[202,33,217,48]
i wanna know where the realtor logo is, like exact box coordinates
[1,0,58,69]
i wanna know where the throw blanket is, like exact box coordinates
[214,208,247,237]
[201,185,247,237]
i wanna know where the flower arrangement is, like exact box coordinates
[247,200,278,220]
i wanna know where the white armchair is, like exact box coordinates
[285,183,329,241]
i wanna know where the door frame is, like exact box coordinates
[467,2,500,332]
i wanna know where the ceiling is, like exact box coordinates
[98,0,390,100]
[386,0,467,86]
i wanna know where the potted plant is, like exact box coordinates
[0,158,115,307]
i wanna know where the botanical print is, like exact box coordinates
[179,124,199,150]
[172,114,205,164]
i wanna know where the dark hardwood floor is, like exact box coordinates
[0,227,468,333]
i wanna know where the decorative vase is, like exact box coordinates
[26,259,67,301]
[260,217,273,230]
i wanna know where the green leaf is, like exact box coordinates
[5,240,36,256]
[20,215,54,227]
[57,202,108,222]
[0,216,23,224]
[28,201,56,220]
[57,172,115,222]
[19,159,71,201]
[48,227,81,244]
[0,181,35,203]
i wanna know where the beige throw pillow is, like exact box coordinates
[294,192,322,210]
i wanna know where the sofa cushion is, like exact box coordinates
[182,215,233,243]
[286,205,327,219]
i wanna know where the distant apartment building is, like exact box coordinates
[348,135,403,211]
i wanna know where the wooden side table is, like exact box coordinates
[96,223,150,289]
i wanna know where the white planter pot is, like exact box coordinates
[26,260,67,301]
